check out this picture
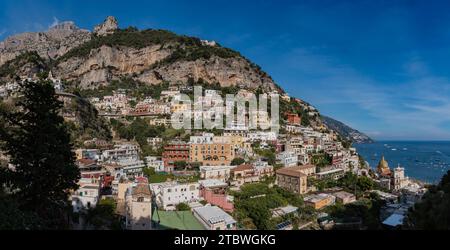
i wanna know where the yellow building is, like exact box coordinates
[296,164,317,177]
[223,135,245,149]
[276,167,308,194]
[75,149,84,160]
[190,137,235,166]
[304,193,335,210]
[170,103,190,113]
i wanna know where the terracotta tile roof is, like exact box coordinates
[132,183,151,197]
[276,166,308,177]
[231,164,254,172]
[136,176,149,184]
[296,164,316,170]
[77,158,97,167]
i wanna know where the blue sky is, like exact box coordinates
[1,0,450,140]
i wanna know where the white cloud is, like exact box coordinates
[282,48,450,140]
[49,16,59,28]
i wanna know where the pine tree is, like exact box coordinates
[0,80,80,228]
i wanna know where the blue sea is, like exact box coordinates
[354,141,450,184]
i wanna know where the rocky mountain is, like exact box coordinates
[0,21,91,66]
[0,16,370,140]
[93,16,119,36]
[321,115,374,143]
[0,51,48,79]
[0,16,281,93]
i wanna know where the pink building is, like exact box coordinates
[199,180,234,212]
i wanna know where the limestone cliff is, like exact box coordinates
[0,16,371,142]
[94,16,119,36]
[0,17,280,92]
[0,21,91,65]
[55,44,172,88]
[138,55,276,90]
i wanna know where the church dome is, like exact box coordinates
[376,156,391,176]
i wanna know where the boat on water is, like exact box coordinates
[392,148,397,151]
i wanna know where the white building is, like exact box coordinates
[190,133,215,144]
[253,161,275,177]
[141,97,155,104]
[286,137,306,155]
[224,120,249,136]
[393,166,408,191]
[193,205,237,230]
[71,178,101,213]
[145,156,164,172]
[201,40,217,46]
[101,143,140,162]
[276,151,298,167]
[75,148,100,161]
[118,159,146,176]
[285,125,302,134]
[199,165,236,182]
[198,179,229,189]
[316,168,345,180]
[246,131,277,142]
[147,137,163,149]
[150,182,201,210]
[161,90,181,102]
[101,92,128,112]
[204,89,219,96]
[304,144,316,154]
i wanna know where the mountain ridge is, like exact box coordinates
[1,17,281,93]
[0,16,369,140]
[321,115,374,143]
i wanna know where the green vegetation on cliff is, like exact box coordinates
[0,51,48,79]
[279,98,312,127]
[65,97,112,145]
[311,152,333,169]
[58,27,240,63]
[75,77,169,99]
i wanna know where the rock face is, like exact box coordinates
[0,16,279,92]
[55,44,173,88]
[138,56,276,90]
[0,16,373,142]
[55,45,277,90]
[0,16,278,91]
[321,115,374,143]
[94,16,119,36]
[0,21,91,65]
